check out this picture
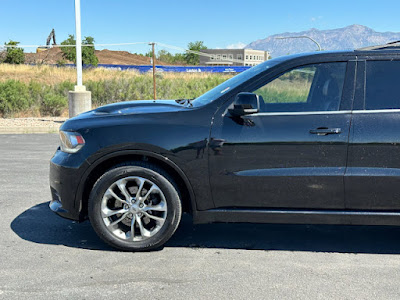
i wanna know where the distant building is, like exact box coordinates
[199,49,270,66]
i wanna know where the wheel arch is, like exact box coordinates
[76,150,197,220]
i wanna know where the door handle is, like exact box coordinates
[309,127,341,135]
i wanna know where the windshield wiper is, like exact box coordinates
[175,98,194,107]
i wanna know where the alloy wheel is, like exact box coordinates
[100,176,168,242]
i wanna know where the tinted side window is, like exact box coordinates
[253,62,347,113]
[365,61,400,110]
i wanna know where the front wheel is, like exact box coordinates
[88,162,182,251]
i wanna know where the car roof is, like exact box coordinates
[279,41,400,61]
[274,49,400,63]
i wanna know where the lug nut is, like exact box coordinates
[139,203,144,208]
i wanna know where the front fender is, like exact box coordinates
[74,147,204,219]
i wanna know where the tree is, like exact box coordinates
[143,49,186,65]
[60,35,76,62]
[3,40,25,64]
[157,49,173,63]
[173,53,186,64]
[81,36,98,65]
[184,41,207,65]
[0,46,6,62]
[60,35,98,66]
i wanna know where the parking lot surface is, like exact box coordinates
[1,134,400,299]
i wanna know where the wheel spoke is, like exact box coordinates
[102,207,128,218]
[142,185,157,201]
[136,216,151,238]
[128,215,136,241]
[136,178,146,198]
[106,188,129,205]
[116,179,131,201]
[143,211,165,223]
[143,202,166,212]
[109,212,129,227]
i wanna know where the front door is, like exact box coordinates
[209,61,355,209]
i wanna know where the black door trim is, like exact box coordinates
[195,208,400,226]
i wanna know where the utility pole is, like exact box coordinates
[68,0,91,117]
[149,42,156,100]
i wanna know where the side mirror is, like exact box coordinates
[228,92,260,117]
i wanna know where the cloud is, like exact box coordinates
[226,42,246,49]
[311,16,323,22]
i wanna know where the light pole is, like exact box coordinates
[275,36,322,51]
[75,0,83,87]
[68,0,92,118]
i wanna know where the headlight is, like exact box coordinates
[59,131,85,153]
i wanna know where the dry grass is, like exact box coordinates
[0,63,229,85]
[256,78,312,103]
[0,63,233,117]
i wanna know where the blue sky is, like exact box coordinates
[1,0,399,53]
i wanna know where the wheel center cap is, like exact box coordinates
[129,198,145,214]
[130,203,144,213]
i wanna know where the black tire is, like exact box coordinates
[88,161,182,251]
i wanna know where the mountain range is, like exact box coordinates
[245,25,400,57]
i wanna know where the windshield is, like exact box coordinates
[192,57,286,107]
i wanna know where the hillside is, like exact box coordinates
[24,47,173,65]
[246,25,400,57]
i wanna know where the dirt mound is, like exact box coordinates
[24,48,172,65]
[25,48,69,64]
[95,49,151,65]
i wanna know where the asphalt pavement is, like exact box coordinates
[1,134,400,299]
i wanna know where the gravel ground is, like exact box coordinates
[0,117,66,133]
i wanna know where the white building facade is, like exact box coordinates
[199,49,270,66]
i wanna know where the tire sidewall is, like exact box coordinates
[89,165,181,251]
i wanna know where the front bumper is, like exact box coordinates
[49,149,90,221]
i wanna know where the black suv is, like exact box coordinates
[50,44,400,251]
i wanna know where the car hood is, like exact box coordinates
[61,99,194,131]
[91,100,188,116]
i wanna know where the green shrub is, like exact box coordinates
[40,94,67,116]
[0,80,32,116]
[54,81,74,97]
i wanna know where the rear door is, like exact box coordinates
[346,58,400,210]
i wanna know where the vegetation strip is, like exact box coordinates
[0,64,232,117]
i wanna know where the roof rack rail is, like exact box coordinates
[357,40,400,51]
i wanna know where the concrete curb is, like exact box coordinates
[0,127,60,134]
[0,117,66,134]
